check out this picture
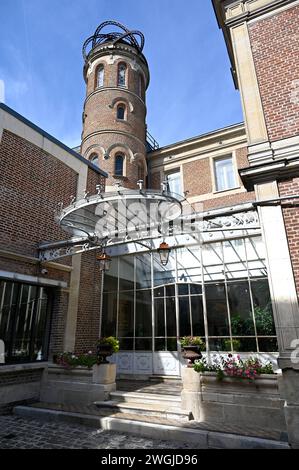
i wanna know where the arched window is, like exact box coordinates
[138,162,144,181]
[117,104,126,120]
[117,63,126,87]
[139,74,144,98]
[90,152,99,167]
[97,65,104,88]
[115,154,124,176]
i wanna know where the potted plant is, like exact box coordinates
[96,336,119,364]
[180,336,206,366]
[193,353,274,381]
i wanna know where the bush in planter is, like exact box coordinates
[180,336,206,350]
[193,353,274,381]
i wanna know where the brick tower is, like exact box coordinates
[81,21,149,191]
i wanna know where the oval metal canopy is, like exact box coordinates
[57,189,184,244]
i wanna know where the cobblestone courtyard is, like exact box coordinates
[0,415,198,449]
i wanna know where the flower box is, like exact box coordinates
[40,363,116,405]
[181,368,287,435]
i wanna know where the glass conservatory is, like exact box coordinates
[102,235,277,376]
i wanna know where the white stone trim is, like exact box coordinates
[151,143,248,172]
[230,22,269,145]
[187,186,248,205]
[0,270,67,288]
[248,0,299,24]
[255,181,299,355]
[82,129,146,150]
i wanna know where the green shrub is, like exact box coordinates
[97,336,120,353]
[180,336,206,350]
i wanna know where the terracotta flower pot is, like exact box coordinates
[182,345,202,367]
[96,343,113,364]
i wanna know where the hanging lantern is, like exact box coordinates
[96,251,112,272]
[157,241,171,266]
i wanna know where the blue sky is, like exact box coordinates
[0,0,243,149]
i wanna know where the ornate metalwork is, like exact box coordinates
[201,210,259,232]
[82,20,145,61]
[39,180,260,263]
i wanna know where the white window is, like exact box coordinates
[214,156,236,191]
[97,65,104,88]
[166,171,182,195]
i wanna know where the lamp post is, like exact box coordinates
[157,241,171,266]
[96,251,112,272]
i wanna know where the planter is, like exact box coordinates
[97,344,113,364]
[182,346,202,366]
[181,368,287,433]
[92,363,116,384]
[40,364,116,405]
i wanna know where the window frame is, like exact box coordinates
[117,62,127,88]
[165,169,182,195]
[114,153,125,177]
[89,152,99,167]
[116,104,126,121]
[213,154,239,193]
[96,64,105,89]
[0,280,52,364]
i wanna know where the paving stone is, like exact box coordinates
[0,415,197,449]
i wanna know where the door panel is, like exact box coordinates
[153,351,180,376]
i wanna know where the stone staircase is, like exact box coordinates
[94,389,192,421]
[12,376,290,449]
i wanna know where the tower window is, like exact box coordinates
[90,152,99,167]
[138,162,145,181]
[117,104,126,120]
[115,154,124,176]
[118,63,127,87]
[96,65,104,88]
[139,74,144,98]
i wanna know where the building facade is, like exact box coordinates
[0,1,299,447]
[0,103,106,412]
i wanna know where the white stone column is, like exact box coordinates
[256,181,299,448]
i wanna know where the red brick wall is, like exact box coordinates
[249,4,299,142]
[183,158,212,197]
[75,251,103,354]
[0,130,78,258]
[181,146,254,210]
[202,191,255,211]
[279,177,299,297]
[150,171,161,190]
[0,128,106,356]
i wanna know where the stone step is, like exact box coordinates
[13,404,290,449]
[93,399,192,421]
[110,390,182,406]
[149,375,182,383]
